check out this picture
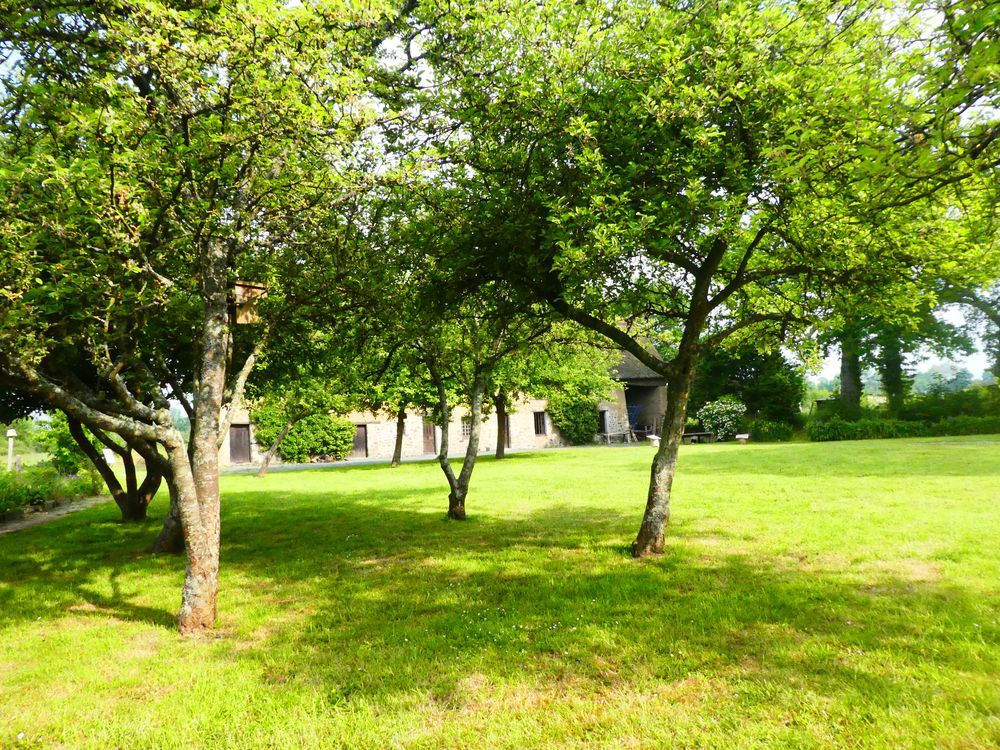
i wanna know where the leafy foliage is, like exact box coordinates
[901,385,1000,421]
[0,466,89,514]
[251,403,355,463]
[748,419,794,442]
[545,393,600,445]
[690,347,805,425]
[696,397,748,442]
[807,415,1000,441]
[35,412,90,476]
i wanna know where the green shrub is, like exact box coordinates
[253,408,356,463]
[696,396,747,441]
[807,415,1000,442]
[806,418,926,442]
[901,385,1000,421]
[546,393,600,445]
[927,415,1000,437]
[0,466,86,514]
[748,419,793,442]
[36,412,90,475]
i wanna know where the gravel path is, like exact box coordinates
[0,496,107,535]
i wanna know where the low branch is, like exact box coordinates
[547,297,674,378]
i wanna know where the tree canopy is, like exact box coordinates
[1,0,996,631]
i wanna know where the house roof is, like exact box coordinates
[614,350,667,382]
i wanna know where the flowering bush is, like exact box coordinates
[696,396,747,441]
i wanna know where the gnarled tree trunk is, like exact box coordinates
[148,480,184,554]
[172,242,228,635]
[431,369,485,520]
[67,417,162,522]
[632,356,698,557]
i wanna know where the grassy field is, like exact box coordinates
[1,438,998,749]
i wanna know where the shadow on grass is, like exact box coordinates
[1,478,992,724]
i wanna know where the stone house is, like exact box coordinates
[220,354,667,466]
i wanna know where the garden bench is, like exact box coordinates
[681,431,715,444]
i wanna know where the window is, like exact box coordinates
[461,417,472,438]
[533,411,547,435]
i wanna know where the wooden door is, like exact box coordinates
[351,424,368,458]
[229,425,251,464]
[422,418,436,454]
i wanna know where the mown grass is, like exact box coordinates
[1,438,998,749]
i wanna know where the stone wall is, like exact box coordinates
[344,396,569,459]
[598,388,632,436]
[219,384,643,466]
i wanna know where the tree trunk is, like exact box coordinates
[450,378,485,519]
[494,390,507,460]
[839,330,863,420]
[148,479,185,554]
[430,368,485,520]
[67,417,158,522]
[391,404,407,467]
[878,332,907,418]
[173,241,228,635]
[632,356,698,557]
[257,419,295,478]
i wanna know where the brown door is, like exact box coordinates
[351,424,368,458]
[422,418,436,454]
[229,425,251,464]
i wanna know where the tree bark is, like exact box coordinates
[148,479,185,554]
[430,367,485,520]
[839,330,863,420]
[878,332,907,418]
[257,419,295,478]
[450,378,485,519]
[494,390,507,459]
[173,241,228,635]
[67,417,158,522]
[391,404,407,467]
[632,356,698,557]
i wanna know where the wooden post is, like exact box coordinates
[6,428,15,472]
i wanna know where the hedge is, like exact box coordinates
[807,415,1000,442]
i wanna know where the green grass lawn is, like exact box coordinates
[1,438,998,749]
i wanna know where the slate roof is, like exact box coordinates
[613,350,667,382]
